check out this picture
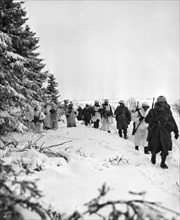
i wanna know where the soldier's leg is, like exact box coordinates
[134,129,141,151]
[123,128,128,139]
[96,119,100,128]
[118,129,122,137]
[107,121,111,133]
[142,129,150,154]
[160,146,169,169]
[151,153,156,164]
[94,120,98,128]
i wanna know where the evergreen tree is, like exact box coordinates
[0,0,53,134]
[0,0,48,108]
[46,74,60,104]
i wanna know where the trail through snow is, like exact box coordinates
[3,114,180,219]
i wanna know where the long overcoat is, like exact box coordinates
[82,107,92,122]
[131,108,149,146]
[65,108,77,127]
[91,105,102,122]
[114,106,131,129]
[145,103,178,155]
[43,106,51,128]
[77,107,83,120]
[100,104,114,124]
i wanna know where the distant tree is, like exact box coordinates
[126,97,137,111]
[46,74,60,104]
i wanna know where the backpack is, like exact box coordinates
[34,111,42,124]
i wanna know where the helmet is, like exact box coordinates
[119,100,125,104]
[156,96,167,103]
[104,99,109,103]
[141,102,149,107]
[95,100,99,104]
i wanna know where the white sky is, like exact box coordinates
[23,0,179,102]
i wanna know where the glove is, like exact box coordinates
[174,133,179,140]
[139,116,144,121]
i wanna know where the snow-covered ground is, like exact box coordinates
[1,112,180,219]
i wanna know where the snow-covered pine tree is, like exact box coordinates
[0,0,51,134]
[0,0,48,104]
[46,74,60,104]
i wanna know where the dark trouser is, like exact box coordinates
[85,120,90,126]
[94,119,99,128]
[118,128,127,137]
[151,147,168,158]
[160,147,169,157]
[151,150,168,168]
[144,147,150,154]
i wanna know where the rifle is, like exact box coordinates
[136,101,139,111]
[146,97,155,141]
[132,120,142,135]
[151,97,155,109]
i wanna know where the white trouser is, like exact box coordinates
[101,118,110,131]
[134,128,148,147]
[35,122,43,133]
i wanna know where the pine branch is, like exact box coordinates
[43,140,72,150]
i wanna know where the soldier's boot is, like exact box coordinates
[160,156,168,169]
[124,131,128,139]
[151,154,156,164]
[118,130,122,137]
[124,135,128,139]
[135,146,139,151]
[144,146,150,154]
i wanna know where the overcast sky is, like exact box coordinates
[24,0,179,102]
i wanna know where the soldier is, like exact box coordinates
[82,104,92,126]
[43,104,51,130]
[77,106,83,121]
[91,100,102,129]
[34,105,45,133]
[65,103,77,127]
[114,100,131,139]
[101,99,113,133]
[50,103,59,130]
[23,104,34,130]
[132,102,150,154]
[145,96,179,169]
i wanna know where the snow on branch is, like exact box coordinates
[0,135,73,171]
[0,31,12,48]
[39,183,180,220]
[6,84,26,100]
[66,183,179,220]
[6,51,26,62]
[0,159,52,220]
